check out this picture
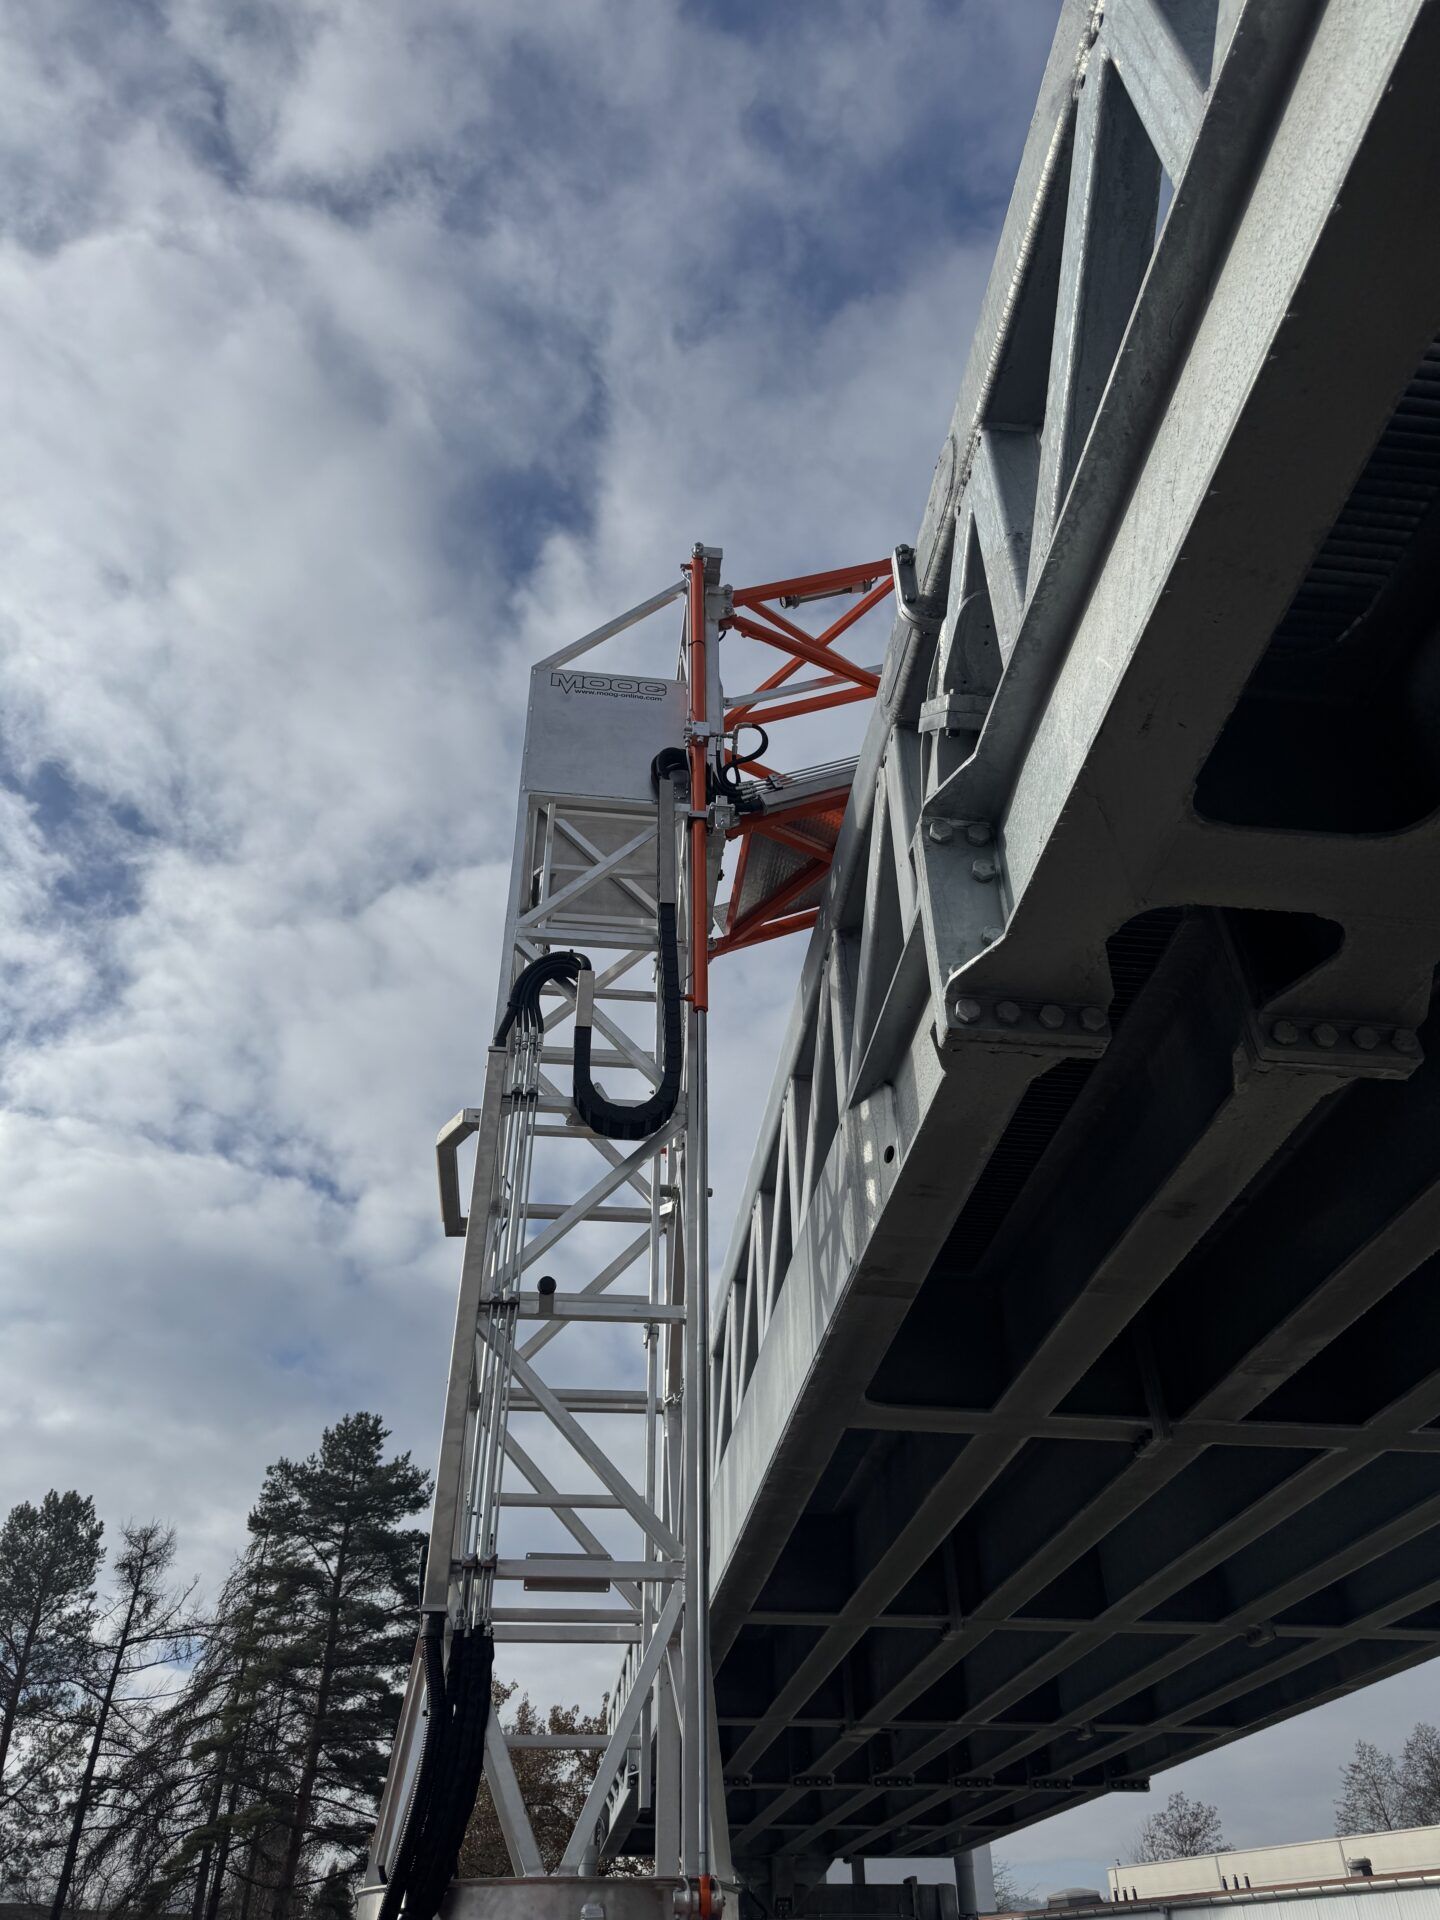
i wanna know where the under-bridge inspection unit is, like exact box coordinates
[363,2,1440,1917]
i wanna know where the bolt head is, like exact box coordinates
[980,924,1003,946]
[952,996,984,1026]
[1353,1025,1380,1050]
[1272,1019,1299,1046]
[1079,1005,1107,1033]
[971,856,999,883]
[996,999,1022,1025]
[1312,1022,1339,1049]
[927,818,955,845]
[1039,1003,1066,1030]
[964,821,993,846]
[1393,1028,1421,1054]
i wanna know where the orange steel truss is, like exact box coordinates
[711,557,892,961]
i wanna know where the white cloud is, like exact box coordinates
[0,0,1043,1575]
[18,0,1420,1878]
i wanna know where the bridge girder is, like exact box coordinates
[706,0,1440,1868]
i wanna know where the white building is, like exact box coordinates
[1107,1825,1440,1904]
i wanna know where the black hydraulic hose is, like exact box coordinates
[494,767,687,1143]
[713,722,768,808]
[376,1615,449,1920]
[494,949,587,1049]
[572,899,682,1141]
[404,1627,494,1919]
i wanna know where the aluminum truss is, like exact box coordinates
[366,562,728,1905]
[365,546,898,1916]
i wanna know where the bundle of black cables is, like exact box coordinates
[493,773,686,1143]
[494,936,682,1144]
[711,721,768,810]
[378,1619,493,1920]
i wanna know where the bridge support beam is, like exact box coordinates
[954,1848,995,1920]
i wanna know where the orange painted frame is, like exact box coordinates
[711,556,893,960]
[724,575,893,727]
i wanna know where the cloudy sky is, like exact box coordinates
[2,0,1435,1895]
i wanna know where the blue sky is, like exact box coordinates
[2,0,1435,1895]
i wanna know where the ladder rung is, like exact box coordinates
[508,1388,649,1413]
[498,1492,624,1508]
[497,1557,683,1584]
[492,1607,639,1623]
[521,1202,652,1224]
[541,1048,652,1070]
[542,986,655,1004]
[531,928,658,950]
[494,1622,641,1643]
[506,1733,617,1747]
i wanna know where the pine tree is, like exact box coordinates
[208,1413,429,1919]
[83,1550,272,1919]
[179,1550,277,1920]
[48,1520,197,1920]
[0,1491,104,1896]
[311,1864,356,1920]
[0,1491,103,1795]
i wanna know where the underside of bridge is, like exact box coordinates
[700,334,1440,1877]
[680,0,1440,1891]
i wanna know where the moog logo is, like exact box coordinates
[551,671,668,700]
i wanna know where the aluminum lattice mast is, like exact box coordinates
[363,545,893,1919]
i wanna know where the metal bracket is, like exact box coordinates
[919,693,991,735]
[1242,1010,1422,1082]
[891,544,943,634]
[435,1107,482,1237]
[937,989,1111,1058]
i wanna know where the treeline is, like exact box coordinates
[0,1413,429,1919]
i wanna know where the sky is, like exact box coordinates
[1,0,1437,1897]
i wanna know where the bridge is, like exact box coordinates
[696,0,1440,1897]
[365,3,1440,1912]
